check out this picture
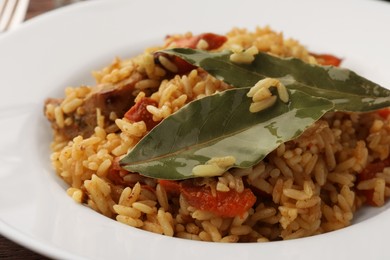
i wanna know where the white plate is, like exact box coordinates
[1,0,390,259]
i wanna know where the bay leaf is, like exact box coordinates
[120,88,333,180]
[121,48,390,180]
[161,48,390,112]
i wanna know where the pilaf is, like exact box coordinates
[44,26,390,242]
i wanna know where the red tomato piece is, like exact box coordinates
[171,56,197,74]
[180,184,256,218]
[159,180,256,217]
[142,184,156,194]
[377,108,390,119]
[310,53,342,67]
[158,33,227,74]
[124,97,160,130]
[158,180,181,195]
[154,52,197,75]
[167,33,227,50]
[198,33,228,50]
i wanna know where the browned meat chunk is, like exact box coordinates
[45,72,143,140]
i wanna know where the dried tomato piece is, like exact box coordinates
[154,52,197,75]
[377,108,390,119]
[310,53,342,66]
[181,184,256,218]
[167,33,227,50]
[124,97,160,130]
[158,180,256,217]
[197,33,228,50]
[171,56,197,74]
[157,33,227,75]
[158,180,181,196]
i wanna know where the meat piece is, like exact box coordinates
[45,72,143,140]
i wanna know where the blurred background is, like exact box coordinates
[26,0,84,19]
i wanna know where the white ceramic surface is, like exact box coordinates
[0,0,389,259]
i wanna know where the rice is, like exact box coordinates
[45,26,390,243]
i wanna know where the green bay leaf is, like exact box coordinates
[120,88,333,180]
[120,48,389,180]
[161,48,390,112]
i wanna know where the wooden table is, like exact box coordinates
[0,2,80,258]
